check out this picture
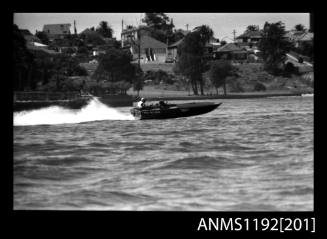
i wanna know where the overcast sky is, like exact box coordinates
[14,13,309,42]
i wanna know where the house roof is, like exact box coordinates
[300,32,313,41]
[43,24,71,35]
[26,44,59,55]
[131,35,167,52]
[121,25,149,35]
[284,30,314,42]
[216,43,247,53]
[80,28,96,35]
[168,38,184,48]
[175,29,191,36]
[236,30,263,39]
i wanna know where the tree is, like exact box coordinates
[96,21,113,38]
[142,13,175,43]
[35,31,50,45]
[170,29,187,43]
[258,21,294,74]
[209,60,234,95]
[83,31,106,46]
[246,25,259,32]
[175,32,205,95]
[133,67,144,96]
[13,24,35,91]
[92,49,139,95]
[220,40,227,46]
[193,25,214,44]
[294,24,306,31]
[142,13,173,31]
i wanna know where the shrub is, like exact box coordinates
[254,82,266,91]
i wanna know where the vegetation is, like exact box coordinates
[81,30,106,46]
[208,60,234,95]
[294,24,306,31]
[14,15,313,98]
[258,21,294,74]
[92,49,141,95]
[14,24,40,91]
[293,41,313,61]
[175,31,205,95]
[35,31,50,45]
[141,13,187,44]
[246,25,259,32]
[193,25,214,44]
[133,67,144,96]
[144,70,175,85]
[175,25,214,95]
[96,21,114,38]
[93,48,136,83]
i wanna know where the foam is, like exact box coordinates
[14,97,135,126]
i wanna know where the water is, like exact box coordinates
[13,96,313,210]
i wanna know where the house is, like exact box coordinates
[121,25,151,48]
[214,43,248,61]
[235,30,263,46]
[129,35,168,63]
[204,37,220,57]
[43,23,71,40]
[167,35,220,62]
[167,38,184,62]
[284,30,313,48]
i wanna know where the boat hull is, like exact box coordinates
[130,102,222,120]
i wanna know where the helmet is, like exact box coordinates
[141,98,145,102]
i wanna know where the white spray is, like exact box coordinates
[14,97,135,126]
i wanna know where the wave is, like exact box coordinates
[14,97,134,126]
[301,93,314,97]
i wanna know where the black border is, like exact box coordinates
[7,3,323,237]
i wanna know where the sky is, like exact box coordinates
[13,13,309,42]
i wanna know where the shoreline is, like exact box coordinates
[145,92,303,101]
[136,91,312,102]
[14,91,312,112]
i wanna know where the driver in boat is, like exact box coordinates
[137,98,146,108]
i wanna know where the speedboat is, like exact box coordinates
[130,101,222,120]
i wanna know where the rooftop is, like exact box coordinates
[236,30,263,39]
[131,35,167,52]
[216,43,247,52]
[43,23,71,35]
[168,38,184,48]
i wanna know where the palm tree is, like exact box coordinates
[193,25,214,44]
[96,21,113,38]
[246,25,259,32]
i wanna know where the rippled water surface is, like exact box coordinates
[13,96,313,210]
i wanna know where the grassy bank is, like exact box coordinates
[128,86,308,102]
[130,62,313,101]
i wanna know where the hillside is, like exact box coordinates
[133,63,314,96]
[140,62,174,73]
[226,63,313,93]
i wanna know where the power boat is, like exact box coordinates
[130,101,222,120]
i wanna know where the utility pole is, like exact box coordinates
[232,29,236,42]
[121,19,124,48]
[74,20,77,35]
[138,29,141,68]
[186,24,189,31]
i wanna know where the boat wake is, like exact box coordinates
[14,97,134,126]
[301,93,314,97]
